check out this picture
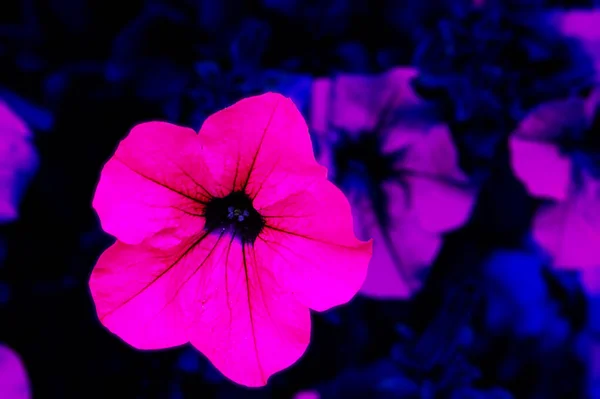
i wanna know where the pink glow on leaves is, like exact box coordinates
[90,93,372,387]
[0,345,31,399]
[310,68,476,300]
[0,100,39,223]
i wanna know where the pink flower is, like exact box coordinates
[90,93,372,387]
[509,90,600,289]
[310,68,476,299]
[0,344,31,399]
[0,100,39,223]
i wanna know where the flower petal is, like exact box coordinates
[311,68,423,138]
[508,136,572,201]
[185,239,310,387]
[399,125,476,232]
[533,185,600,269]
[89,234,221,349]
[555,10,600,69]
[197,93,325,206]
[407,177,476,233]
[0,133,38,223]
[93,122,215,246]
[398,125,465,179]
[256,179,372,311]
[353,184,442,299]
[582,268,600,296]
[0,100,30,138]
[514,98,587,141]
[0,345,31,399]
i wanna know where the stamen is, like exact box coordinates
[204,191,265,244]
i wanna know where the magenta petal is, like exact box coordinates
[93,122,214,247]
[310,67,423,138]
[514,98,587,141]
[555,10,600,67]
[185,239,310,387]
[0,101,38,223]
[0,133,39,223]
[401,126,476,232]
[508,98,585,200]
[508,136,572,201]
[198,93,325,204]
[89,235,222,349]
[293,391,320,399]
[407,177,476,233]
[356,184,442,299]
[0,100,30,138]
[0,345,31,399]
[257,179,372,312]
[582,269,600,296]
[532,178,600,268]
[310,77,333,136]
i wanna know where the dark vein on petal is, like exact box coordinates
[154,231,225,318]
[258,235,315,274]
[241,101,280,193]
[101,229,214,320]
[143,231,225,331]
[250,246,276,327]
[512,133,559,144]
[379,222,411,291]
[249,155,280,201]
[232,149,241,193]
[145,203,204,218]
[242,244,267,382]
[365,187,412,292]
[372,85,401,139]
[263,214,315,219]
[393,169,472,189]
[224,234,236,325]
[115,158,207,205]
[171,161,214,201]
[264,224,358,249]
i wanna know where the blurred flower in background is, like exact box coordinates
[509,89,600,285]
[0,99,38,223]
[0,344,30,399]
[311,68,476,299]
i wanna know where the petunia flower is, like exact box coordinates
[0,99,39,223]
[0,344,31,399]
[90,93,372,387]
[310,68,476,299]
[508,89,600,290]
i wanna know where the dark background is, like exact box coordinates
[1,0,600,398]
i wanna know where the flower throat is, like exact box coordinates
[203,190,265,244]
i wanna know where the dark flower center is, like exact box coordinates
[333,131,400,190]
[203,191,265,244]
